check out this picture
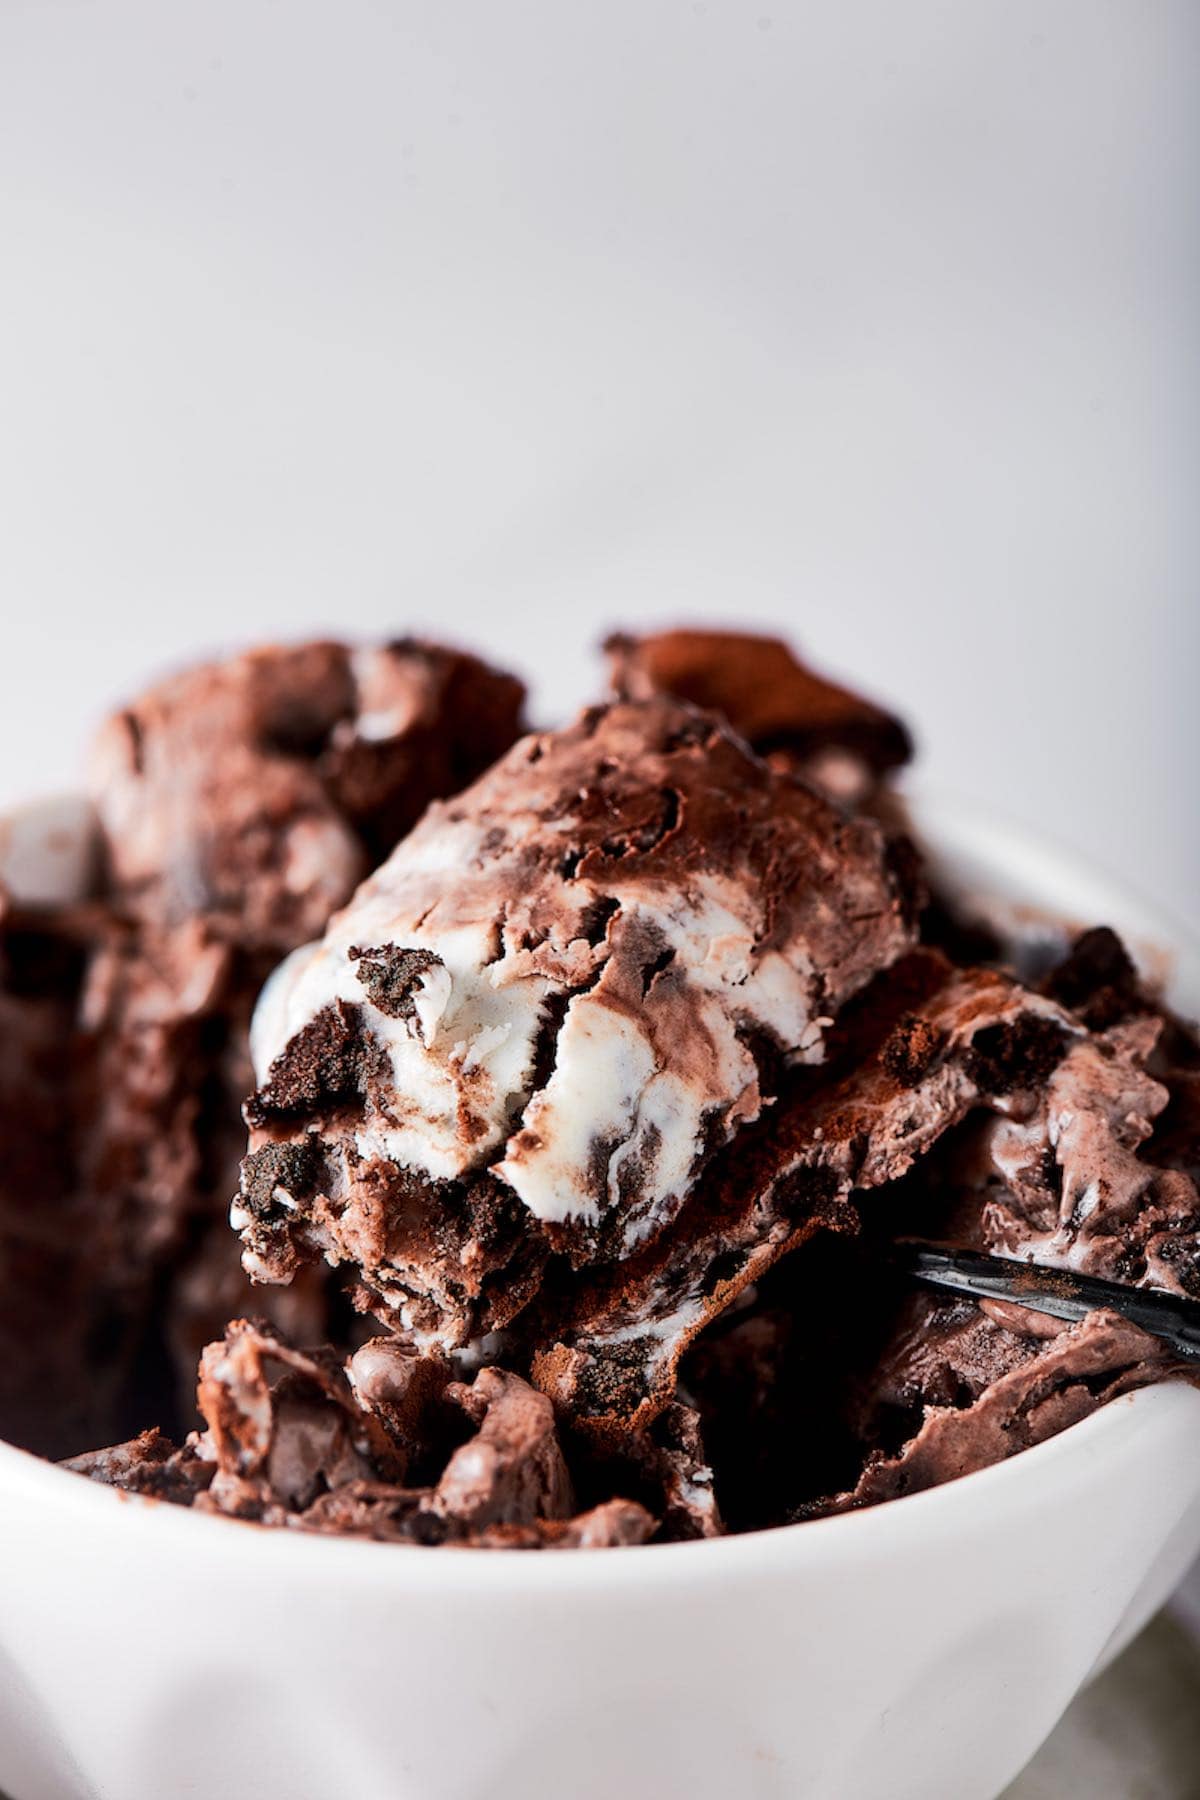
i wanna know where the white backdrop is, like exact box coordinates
[1,1,1196,915]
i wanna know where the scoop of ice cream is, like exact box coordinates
[605,628,912,805]
[95,638,523,1391]
[81,633,525,1293]
[91,638,525,950]
[236,696,918,1346]
[0,638,525,1458]
[0,886,337,1461]
[0,898,228,1459]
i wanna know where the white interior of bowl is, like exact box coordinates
[910,784,1200,1011]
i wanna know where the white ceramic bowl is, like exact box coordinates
[2,793,1199,1800]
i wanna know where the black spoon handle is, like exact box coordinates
[899,1245,1200,1363]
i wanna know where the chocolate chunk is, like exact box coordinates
[350,944,445,1021]
[63,1428,213,1505]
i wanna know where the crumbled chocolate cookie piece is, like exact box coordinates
[246,1002,377,1125]
[349,945,446,1024]
[238,1140,324,1221]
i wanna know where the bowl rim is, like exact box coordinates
[4,788,1199,1584]
[5,1384,1200,1593]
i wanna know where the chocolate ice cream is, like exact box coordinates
[2,624,1195,1545]
[234,696,915,1349]
[66,1318,656,1548]
[827,1291,1181,1511]
[0,636,524,1455]
[91,637,525,944]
